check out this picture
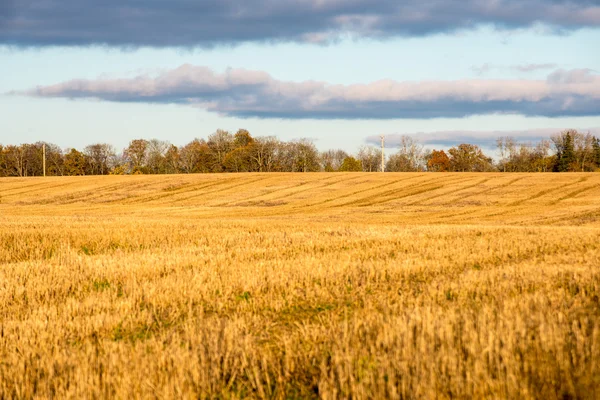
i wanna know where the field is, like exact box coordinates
[1,173,599,399]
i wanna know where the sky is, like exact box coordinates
[1,0,600,155]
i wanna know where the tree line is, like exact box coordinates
[1,129,599,177]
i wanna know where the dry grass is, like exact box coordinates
[1,173,599,399]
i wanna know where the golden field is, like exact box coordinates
[1,173,599,399]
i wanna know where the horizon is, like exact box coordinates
[1,127,597,160]
[1,1,599,155]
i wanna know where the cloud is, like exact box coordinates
[472,63,559,75]
[367,127,600,149]
[546,68,598,84]
[512,63,558,72]
[471,63,494,76]
[13,64,600,119]
[0,0,15,30]
[1,0,600,48]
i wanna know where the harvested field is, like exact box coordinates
[1,173,599,399]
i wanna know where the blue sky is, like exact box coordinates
[1,1,599,155]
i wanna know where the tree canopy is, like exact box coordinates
[1,129,598,177]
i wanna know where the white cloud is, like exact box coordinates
[367,127,600,148]
[15,64,600,119]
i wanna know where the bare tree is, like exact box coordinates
[207,129,234,171]
[42,143,65,176]
[249,136,281,172]
[533,140,553,172]
[180,139,212,174]
[281,140,320,172]
[496,137,517,172]
[320,149,348,171]
[574,131,595,172]
[4,144,42,177]
[146,139,171,174]
[0,145,6,177]
[387,135,424,172]
[25,143,44,176]
[84,143,116,175]
[357,146,380,172]
[3,145,26,176]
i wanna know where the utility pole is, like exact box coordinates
[43,143,46,177]
[380,135,385,172]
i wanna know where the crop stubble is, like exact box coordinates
[0,173,599,399]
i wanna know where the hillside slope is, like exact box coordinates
[1,173,599,225]
[2,173,600,398]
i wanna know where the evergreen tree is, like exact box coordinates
[556,131,576,172]
[593,137,600,166]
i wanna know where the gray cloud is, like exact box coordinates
[471,63,494,76]
[547,68,598,84]
[367,127,600,148]
[13,64,600,119]
[0,0,15,30]
[472,63,560,75]
[1,1,600,48]
[512,63,558,72]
